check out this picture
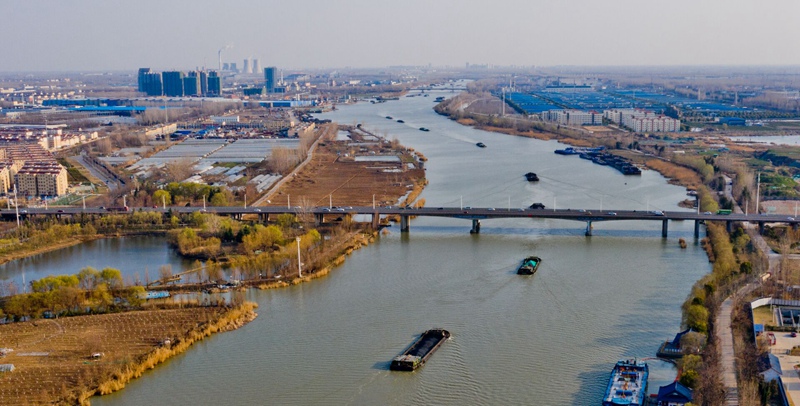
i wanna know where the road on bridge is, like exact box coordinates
[6,205,799,225]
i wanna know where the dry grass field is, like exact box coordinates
[0,305,255,405]
[265,143,425,208]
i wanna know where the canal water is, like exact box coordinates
[78,89,711,404]
[0,236,195,292]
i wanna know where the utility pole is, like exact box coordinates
[82,195,86,210]
[203,195,206,211]
[123,195,126,208]
[162,194,166,209]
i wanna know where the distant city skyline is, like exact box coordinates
[2,0,799,72]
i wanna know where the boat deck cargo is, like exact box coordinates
[517,256,541,275]
[390,329,451,371]
[602,359,649,406]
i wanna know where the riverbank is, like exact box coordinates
[0,302,257,405]
[257,230,376,290]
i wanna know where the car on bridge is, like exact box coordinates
[529,203,546,209]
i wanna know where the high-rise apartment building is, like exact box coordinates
[137,68,150,92]
[207,71,221,96]
[138,68,163,96]
[199,71,208,95]
[184,72,201,96]
[264,66,277,93]
[162,71,185,97]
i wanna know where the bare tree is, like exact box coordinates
[296,196,315,226]
[159,265,173,284]
[163,157,196,183]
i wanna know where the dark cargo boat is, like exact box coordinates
[517,256,541,275]
[390,329,451,371]
[476,142,486,148]
[524,172,539,182]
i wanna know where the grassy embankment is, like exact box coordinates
[86,302,258,403]
[0,302,257,405]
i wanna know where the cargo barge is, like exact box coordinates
[390,329,451,371]
[524,172,539,182]
[517,256,541,275]
[602,359,648,406]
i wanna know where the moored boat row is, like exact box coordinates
[556,147,641,175]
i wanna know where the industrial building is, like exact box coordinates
[541,109,603,126]
[604,108,680,132]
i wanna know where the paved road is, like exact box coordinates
[718,296,739,405]
[71,154,122,190]
[716,196,778,405]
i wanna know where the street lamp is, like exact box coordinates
[296,236,302,277]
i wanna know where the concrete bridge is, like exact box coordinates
[6,206,797,238]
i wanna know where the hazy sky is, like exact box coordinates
[2,0,799,72]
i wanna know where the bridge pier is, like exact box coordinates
[470,219,481,234]
[400,215,409,232]
[371,212,380,230]
[662,219,668,238]
[694,220,701,239]
[259,213,269,223]
[759,221,765,235]
[585,221,593,236]
[315,213,324,226]
[726,220,733,233]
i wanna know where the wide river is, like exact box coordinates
[85,89,710,404]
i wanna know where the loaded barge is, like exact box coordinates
[517,256,541,275]
[602,359,649,406]
[390,329,451,371]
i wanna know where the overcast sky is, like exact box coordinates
[2,0,799,72]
